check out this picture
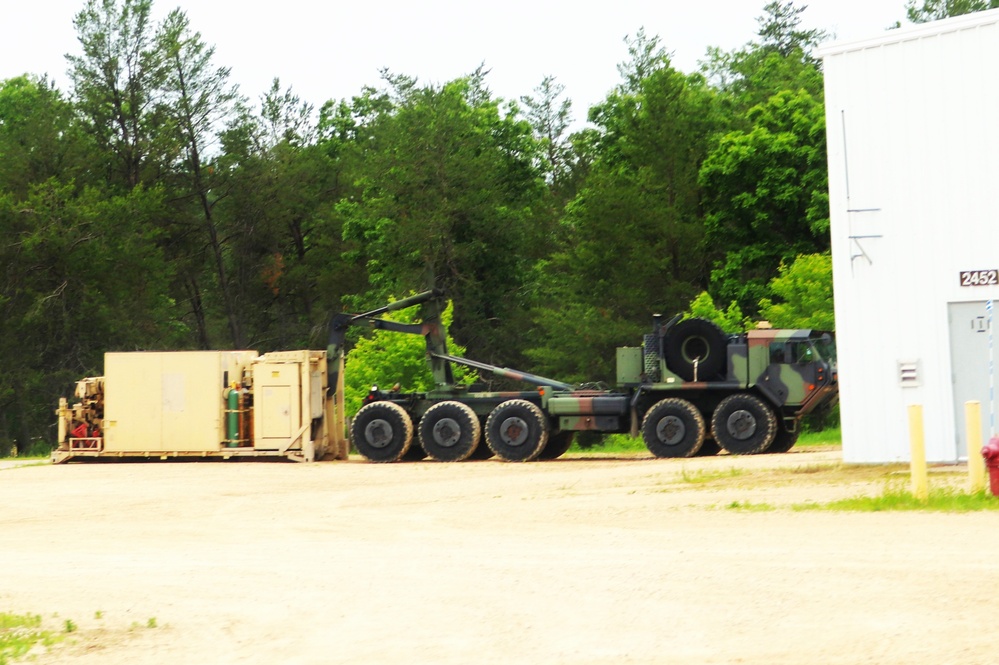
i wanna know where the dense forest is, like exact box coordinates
[0,0,993,454]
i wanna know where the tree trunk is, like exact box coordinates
[184,277,211,349]
[0,406,12,457]
[173,56,244,349]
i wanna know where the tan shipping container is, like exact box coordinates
[54,349,347,463]
[103,351,258,453]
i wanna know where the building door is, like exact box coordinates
[949,301,997,460]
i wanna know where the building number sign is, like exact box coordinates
[959,269,998,286]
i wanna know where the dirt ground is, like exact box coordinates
[2,447,998,665]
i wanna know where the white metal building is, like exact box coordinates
[820,9,999,463]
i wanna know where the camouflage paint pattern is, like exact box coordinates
[556,415,623,431]
[546,393,629,416]
[749,330,836,410]
[539,392,631,431]
[640,328,835,407]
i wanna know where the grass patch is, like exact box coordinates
[0,440,54,460]
[568,426,843,454]
[0,613,62,664]
[680,462,892,491]
[798,426,841,447]
[570,433,646,454]
[681,467,744,484]
[725,500,776,511]
[0,461,50,472]
[793,483,999,512]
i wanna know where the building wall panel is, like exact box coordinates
[821,10,999,462]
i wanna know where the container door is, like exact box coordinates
[253,363,302,450]
[949,301,998,459]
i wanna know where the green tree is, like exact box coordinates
[699,88,829,314]
[67,0,172,189]
[0,182,178,455]
[0,76,92,200]
[686,292,745,334]
[214,92,367,350]
[259,78,316,148]
[520,75,574,196]
[700,1,825,125]
[527,31,719,382]
[758,252,834,330]
[158,8,245,348]
[757,1,829,56]
[905,0,999,22]
[339,70,548,364]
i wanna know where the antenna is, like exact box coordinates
[841,110,882,272]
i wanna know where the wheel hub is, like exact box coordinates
[681,336,709,363]
[656,415,685,445]
[726,409,757,440]
[364,418,394,448]
[499,417,529,446]
[432,418,461,447]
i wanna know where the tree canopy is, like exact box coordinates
[4,0,932,453]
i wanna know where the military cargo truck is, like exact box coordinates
[334,290,838,463]
[52,290,836,464]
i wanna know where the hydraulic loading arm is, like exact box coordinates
[326,288,453,394]
[325,287,573,394]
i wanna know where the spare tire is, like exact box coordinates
[663,318,728,382]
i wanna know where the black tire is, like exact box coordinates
[351,401,414,462]
[640,398,706,458]
[485,399,549,462]
[694,437,721,457]
[767,427,800,454]
[538,431,575,460]
[711,393,777,455]
[663,318,728,382]
[419,401,481,462]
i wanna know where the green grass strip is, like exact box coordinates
[792,484,999,512]
[0,613,62,664]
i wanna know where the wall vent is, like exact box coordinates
[898,360,920,387]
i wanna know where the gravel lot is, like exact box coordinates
[2,448,998,664]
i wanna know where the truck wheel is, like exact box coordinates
[485,399,549,462]
[351,401,413,462]
[641,398,706,458]
[767,428,800,454]
[664,318,727,382]
[538,431,574,460]
[419,401,481,462]
[711,393,777,455]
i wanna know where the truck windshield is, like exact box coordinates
[809,335,836,363]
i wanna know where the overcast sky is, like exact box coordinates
[3,0,909,126]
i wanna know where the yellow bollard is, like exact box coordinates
[966,401,986,493]
[908,404,928,501]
